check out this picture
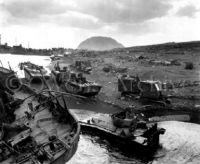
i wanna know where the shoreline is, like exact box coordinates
[19,76,200,125]
[4,52,199,123]
[0,52,51,56]
[53,55,200,109]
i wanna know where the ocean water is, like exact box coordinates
[154,121,200,164]
[68,134,146,164]
[1,54,200,164]
[0,53,50,77]
[69,109,200,164]
[67,121,200,164]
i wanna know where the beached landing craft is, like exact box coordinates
[50,54,63,62]
[19,62,49,81]
[80,109,165,155]
[0,68,80,164]
[51,63,102,97]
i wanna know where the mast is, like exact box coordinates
[8,62,12,70]
[0,60,3,67]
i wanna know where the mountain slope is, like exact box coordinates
[77,36,124,51]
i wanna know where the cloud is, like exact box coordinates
[176,4,199,17]
[0,0,105,30]
[75,0,172,23]
[1,0,172,28]
[1,0,68,19]
[47,12,103,29]
[115,22,157,35]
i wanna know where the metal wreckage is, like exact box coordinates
[0,61,168,163]
[0,64,80,164]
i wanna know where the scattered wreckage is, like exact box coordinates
[2,57,197,161]
[0,66,80,164]
[19,62,49,81]
[51,63,102,97]
[80,108,165,155]
[118,75,171,106]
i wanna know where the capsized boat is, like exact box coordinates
[51,64,101,97]
[19,62,49,81]
[0,72,80,164]
[80,110,165,155]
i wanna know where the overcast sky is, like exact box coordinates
[0,0,200,49]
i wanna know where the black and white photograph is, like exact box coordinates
[0,0,200,163]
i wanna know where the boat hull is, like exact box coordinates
[80,122,162,156]
[51,70,101,97]
[0,66,19,91]
[24,68,49,82]
[50,134,79,164]
[23,84,81,164]
[0,84,80,164]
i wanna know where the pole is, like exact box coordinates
[8,61,12,70]
[0,60,3,67]
[38,67,53,98]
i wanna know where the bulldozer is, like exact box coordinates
[118,75,170,106]
[118,74,140,94]
[138,81,162,99]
